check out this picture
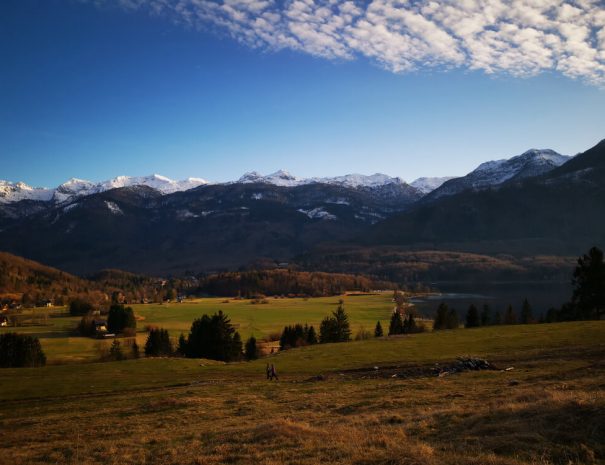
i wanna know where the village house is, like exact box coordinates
[93,319,108,334]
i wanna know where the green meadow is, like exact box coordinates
[1,293,398,363]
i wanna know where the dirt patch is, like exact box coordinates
[321,357,500,381]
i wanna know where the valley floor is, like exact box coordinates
[1,322,604,464]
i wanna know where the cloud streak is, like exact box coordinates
[97,0,605,86]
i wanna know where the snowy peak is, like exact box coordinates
[0,180,54,204]
[236,171,406,188]
[1,175,209,205]
[428,148,571,200]
[410,177,456,194]
[98,174,208,194]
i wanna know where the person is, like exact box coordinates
[266,363,271,380]
[270,363,278,381]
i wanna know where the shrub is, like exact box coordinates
[0,333,46,367]
[109,339,124,361]
[77,315,97,337]
[354,326,372,341]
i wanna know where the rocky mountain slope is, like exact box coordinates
[424,149,570,201]
[368,140,604,255]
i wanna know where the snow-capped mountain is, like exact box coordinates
[410,177,456,194]
[0,147,571,206]
[236,170,406,189]
[0,181,54,204]
[426,149,571,200]
[0,175,209,205]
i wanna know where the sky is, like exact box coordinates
[1,0,604,187]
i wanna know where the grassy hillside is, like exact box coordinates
[1,321,603,465]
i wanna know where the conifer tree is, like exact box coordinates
[131,340,140,359]
[407,314,417,333]
[433,303,449,330]
[320,303,351,343]
[232,332,243,360]
[333,303,351,342]
[520,298,533,324]
[177,333,188,356]
[465,304,480,328]
[480,304,491,326]
[307,325,318,344]
[107,304,136,334]
[185,311,242,362]
[504,305,517,325]
[389,311,403,335]
[446,308,459,329]
[244,336,258,360]
[493,310,502,325]
[374,321,384,337]
[144,328,173,357]
[569,246,605,320]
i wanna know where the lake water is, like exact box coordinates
[410,281,573,319]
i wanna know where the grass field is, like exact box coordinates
[1,293,399,363]
[1,321,603,465]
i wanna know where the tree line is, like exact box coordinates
[197,270,389,298]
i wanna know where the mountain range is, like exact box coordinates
[0,171,458,205]
[1,141,602,277]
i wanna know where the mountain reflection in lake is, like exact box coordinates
[411,281,572,319]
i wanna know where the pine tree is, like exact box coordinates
[320,316,338,343]
[433,303,449,330]
[374,321,384,337]
[131,340,140,359]
[244,336,258,360]
[185,311,242,361]
[569,246,605,320]
[107,304,136,334]
[520,298,533,324]
[407,314,417,333]
[177,333,187,356]
[307,325,318,344]
[480,304,491,326]
[465,304,480,328]
[446,308,459,329]
[144,328,173,357]
[232,332,243,360]
[333,303,351,342]
[504,305,517,325]
[493,310,502,325]
[389,311,403,335]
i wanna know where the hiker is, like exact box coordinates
[270,363,278,381]
[266,363,271,380]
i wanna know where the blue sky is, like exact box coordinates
[1,0,604,187]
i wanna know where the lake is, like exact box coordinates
[411,281,573,319]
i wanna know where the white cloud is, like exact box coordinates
[93,0,605,86]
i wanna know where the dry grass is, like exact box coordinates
[0,342,603,465]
